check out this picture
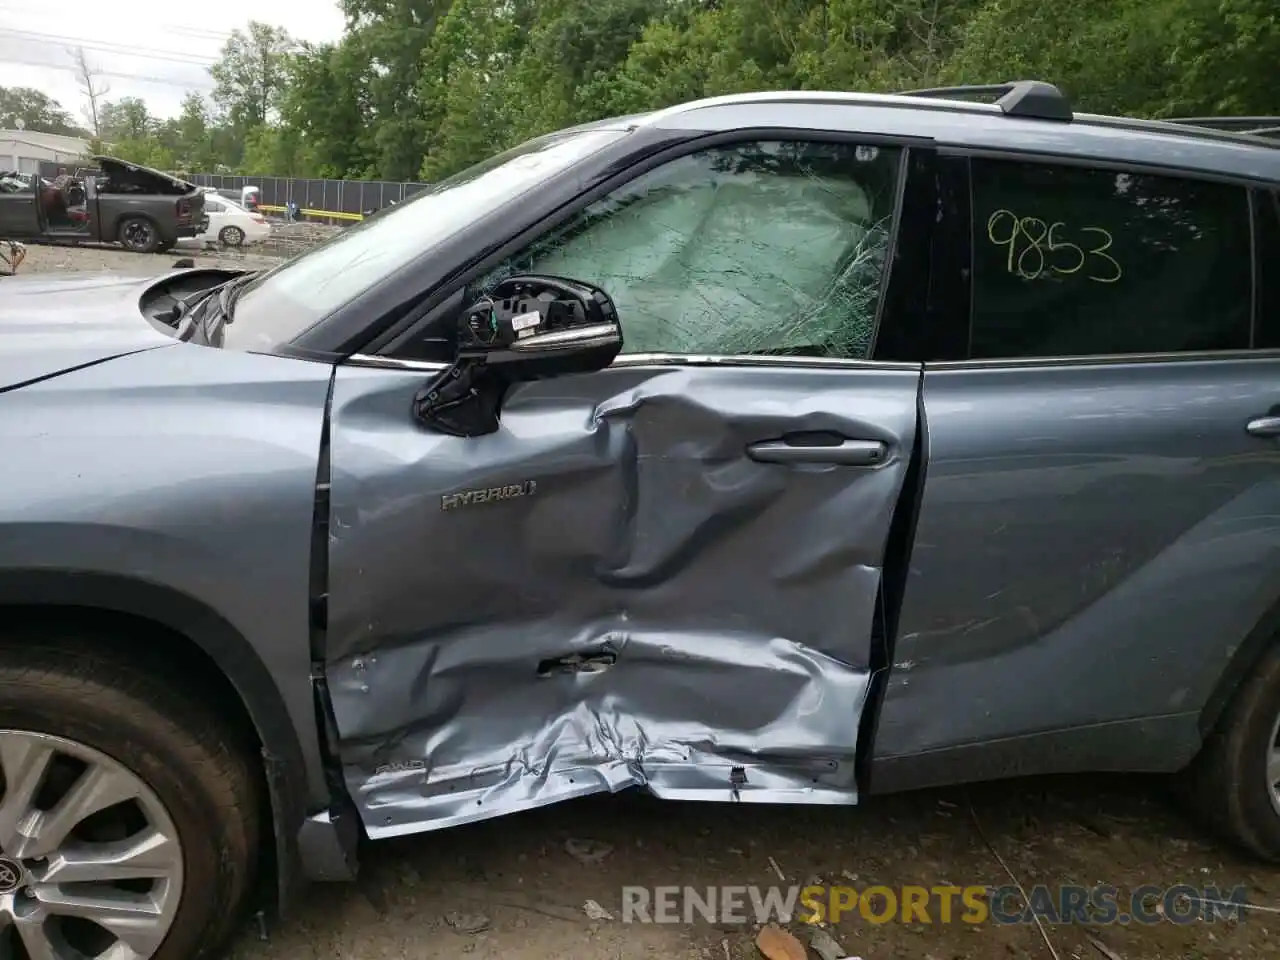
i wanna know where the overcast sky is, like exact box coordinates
[0,0,347,124]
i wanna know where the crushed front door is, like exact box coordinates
[324,359,920,836]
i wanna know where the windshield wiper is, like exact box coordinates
[175,272,258,345]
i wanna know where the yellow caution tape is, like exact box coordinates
[258,204,365,221]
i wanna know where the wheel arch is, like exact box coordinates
[1199,592,1280,744]
[0,569,312,912]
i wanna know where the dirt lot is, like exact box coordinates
[8,220,341,276]
[12,241,1280,960]
[224,777,1279,960]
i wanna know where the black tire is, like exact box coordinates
[118,216,161,254]
[0,632,261,959]
[1183,644,1280,861]
[219,226,245,247]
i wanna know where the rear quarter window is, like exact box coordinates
[967,159,1253,359]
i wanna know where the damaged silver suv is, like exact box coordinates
[2,80,1280,959]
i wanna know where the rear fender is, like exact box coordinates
[1199,593,1280,741]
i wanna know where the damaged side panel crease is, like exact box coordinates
[326,361,920,837]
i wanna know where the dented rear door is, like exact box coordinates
[323,135,931,837]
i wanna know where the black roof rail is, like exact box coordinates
[1164,116,1280,140]
[896,80,1073,122]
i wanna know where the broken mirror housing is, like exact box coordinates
[457,274,622,375]
[412,274,624,438]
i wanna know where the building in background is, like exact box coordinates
[0,130,89,174]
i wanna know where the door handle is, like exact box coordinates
[746,438,888,466]
[1246,416,1280,438]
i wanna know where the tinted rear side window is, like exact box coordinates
[1254,190,1280,350]
[968,159,1253,360]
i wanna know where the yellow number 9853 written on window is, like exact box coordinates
[986,209,1122,283]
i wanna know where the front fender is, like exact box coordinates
[0,343,345,897]
[0,569,322,907]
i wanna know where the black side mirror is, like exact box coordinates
[413,275,623,438]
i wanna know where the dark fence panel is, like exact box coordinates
[188,173,429,220]
[33,164,429,222]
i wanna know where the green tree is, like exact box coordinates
[210,22,297,130]
[165,93,222,170]
[1163,0,1280,115]
[36,0,1280,184]
[506,0,660,133]
[340,0,451,179]
[99,97,154,142]
[415,0,528,178]
[238,124,316,176]
[175,93,210,148]
[107,136,176,170]
[280,42,375,177]
[940,0,1174,115]
[0,87,82,135]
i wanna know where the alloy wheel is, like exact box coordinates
[0,731,183,959]
[1267,712,1280,819]
[123,222,154,252]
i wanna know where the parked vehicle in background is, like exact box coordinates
[4,81,1280,959]
[0,156,207,253]
[201,186,239,202]
[185,194,270,247]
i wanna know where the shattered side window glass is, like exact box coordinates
[472,141,903,358]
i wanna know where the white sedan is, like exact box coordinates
[186,195,271,248]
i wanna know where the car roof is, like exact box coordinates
[628,83,1280,183]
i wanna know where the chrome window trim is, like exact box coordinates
[344,352,921,373]
[610,352,918,371]
[345,354,448,372]
[927,348,1280,370]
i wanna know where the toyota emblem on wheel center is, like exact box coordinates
[0,859,23,893]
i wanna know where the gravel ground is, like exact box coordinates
[7,220,343,275]
[227,778,1280,960]
[12,239,283,275]
[12,242,1280,960]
